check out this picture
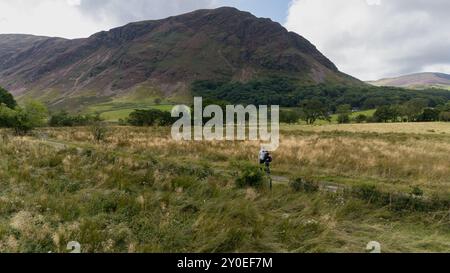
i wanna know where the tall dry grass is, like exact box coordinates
[1,124,449,253]
[38,124,450,191]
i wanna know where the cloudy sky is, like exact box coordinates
[0,0,449,80]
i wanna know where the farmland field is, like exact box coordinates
[0,122,449,253]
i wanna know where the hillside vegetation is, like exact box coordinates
[193,78,450,109]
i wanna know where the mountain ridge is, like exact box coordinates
[0,7,361,111]
[368,72,450,90]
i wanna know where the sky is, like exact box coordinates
[0,0,449,80]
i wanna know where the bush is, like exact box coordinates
[0,104,16,128]
[2,100,49,135]
[410,186,424,197]
[439,111,450,122]
[353,184,383,203]
[235,164,266,189]
[337,114,350,124]
[128,109,174,126]
[280,109,301,124]
[290,177,319,193]
[49,111,101,127]
[354,114,367,123]
[90,122,108,142]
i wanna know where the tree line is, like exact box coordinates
[0,87,109,134]
[372,99,450,123]
[1,84,449,134]
[279,99,450,125]
[192,77,450,111]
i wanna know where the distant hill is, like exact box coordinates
[0,7,360,112]
[368,72,450,90]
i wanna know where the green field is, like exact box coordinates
[281,108,376,125]
[91,104,174,121]
[329,109,375,123]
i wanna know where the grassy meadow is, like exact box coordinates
[0,122,450,253]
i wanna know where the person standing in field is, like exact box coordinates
[259,148,273,189]
[259,148,268,165]
[259,148,273,174]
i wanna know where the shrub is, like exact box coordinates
[439,111,450,122]
[410,186,424,197]
[90,122,108,142]
[337,114,350,124]
[290,177,319,193]
[352,184,383,203]
[280,109,301,124]
[49,111,101,127]
[0,104,16,128]
[354,114,367,123]
[128,109,174,126]
[9,100,48,135]
[235,164,266,189]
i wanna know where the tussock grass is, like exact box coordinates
[0,123,449,253]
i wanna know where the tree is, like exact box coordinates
[418,108,440,122]
[336,104,351,124]
[22,100,48,125]
[128,109,173,126]
[299,99,330,125]
[402,99,428,122]
[0,86,17,109]
[373,105,399,123]
[354,114,367,123]
[0,104,16,127]
[437,102,450,112]
[439,111,450,122]
[280,109,301,124]
[337,114,350,124]
[10,100,48,135]
[49,111,100,127]
[336,104,352,114]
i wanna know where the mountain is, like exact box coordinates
[368,72,450,90]
[0,7,360,112]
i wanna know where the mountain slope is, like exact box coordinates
[368,72,450,90]
[0,7,360,111]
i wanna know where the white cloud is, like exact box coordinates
[77,0,215,25]
[285,0,450,80]
[0,0,216,39]
[0,0,109,38]
[66,0,82,6]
